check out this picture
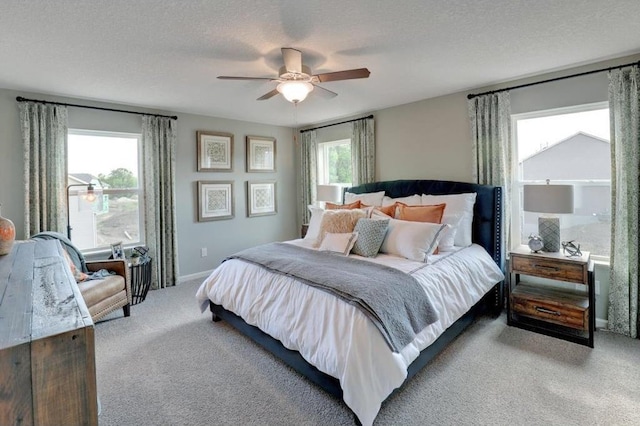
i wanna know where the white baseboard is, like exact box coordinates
[178,269,213,284]
[596,318,608,329]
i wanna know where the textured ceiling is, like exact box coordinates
[1,0,639,127]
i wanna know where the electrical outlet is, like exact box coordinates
[595,280,600,295]
[201,247,207,257]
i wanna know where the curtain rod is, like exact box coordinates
[467,60,640,100]
[300,114,373,133]
[15,96,178,120]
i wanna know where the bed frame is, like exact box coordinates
[209,179,504,420]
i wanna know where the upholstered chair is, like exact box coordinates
[32,232,131,322]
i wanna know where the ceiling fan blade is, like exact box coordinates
[257,89,280,101]
[281,48,302,74]
[312,84,338,98]
[314,68,370,83]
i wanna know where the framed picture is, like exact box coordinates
[197,181,234,221]
[197,131,234,172]
[246,180,277,217]
[246,135,276,172]
[110,241,124,260]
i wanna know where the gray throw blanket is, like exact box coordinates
[225,242,438,352]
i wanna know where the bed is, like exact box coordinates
[196,179,505,425]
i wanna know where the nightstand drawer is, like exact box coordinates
[511,284,588,330]
[511,254,586,283]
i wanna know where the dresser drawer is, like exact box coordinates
[511,254,586,283]
[510,284,588,330]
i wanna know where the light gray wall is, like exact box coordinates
[298,53,640,323]
[0,88,296,279]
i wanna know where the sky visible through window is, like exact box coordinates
[517,108,609,161]
[68,133,138,176]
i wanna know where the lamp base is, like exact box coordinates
[538,217,560,252]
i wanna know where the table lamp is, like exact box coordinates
[316,184,342,207]
[523,181,574,252]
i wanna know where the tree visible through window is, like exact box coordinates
[317,139,353,187]
[68,130,143,252]
[512,103,610,258]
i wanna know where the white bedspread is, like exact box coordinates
[196,242,504,426]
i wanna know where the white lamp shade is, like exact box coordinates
[523,184,574,214]
[316,185,342,203]
[277,81,313,103]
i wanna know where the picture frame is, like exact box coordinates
[197,181,234,221]
[246,180,277,217]
[197,131,234,172]
[110,241,124,260]
[246,135,276,172]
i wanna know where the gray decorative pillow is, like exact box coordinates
[352,218,390,257]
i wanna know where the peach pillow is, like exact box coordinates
[397,203,446,224]
[364,203,396,217]
[325,200,361,210]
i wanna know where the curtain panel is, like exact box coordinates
[299,130,318,224]
[19,101,68,238]
[468,92,512,269]
[607,65,640,338]
[351,117,375,186]
[142,116,179,289]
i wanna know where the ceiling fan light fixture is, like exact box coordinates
[277,81,313,104]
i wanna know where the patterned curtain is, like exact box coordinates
[351,117,375,185]
[142,116,179,289]
[468,92,512,267]
[607,65,640,338]
[19,101,68,238]
[300,129,317,224]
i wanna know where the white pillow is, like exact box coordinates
[437,212,463,252]
[319,232,359,255]
[421,193,477,247]
[379,218,449,262]
[304,205,324,241]
[344,191,385,207]
[382,194,421,206]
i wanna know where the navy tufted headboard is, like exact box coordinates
[345,179,503,270]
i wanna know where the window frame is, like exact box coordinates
[510,101,611,262]
[67,128,144,255]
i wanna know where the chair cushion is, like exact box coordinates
[77,275,126,308]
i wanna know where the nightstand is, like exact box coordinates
[508,246,594,347]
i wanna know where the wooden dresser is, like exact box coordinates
[0,240,98,425]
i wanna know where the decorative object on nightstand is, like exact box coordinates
[527,233,544,253]
[316,184,342,207]
[562,240,582,257]
[508,245,594,347]
[523,181,574,252]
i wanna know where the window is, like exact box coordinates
[317,139,353,187]
[67,130,143,253]
[512,102,610,259]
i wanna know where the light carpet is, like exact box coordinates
[95,279,640,425]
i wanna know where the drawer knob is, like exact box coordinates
[535,306,561,316]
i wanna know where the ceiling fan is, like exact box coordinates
[218,48,370,104]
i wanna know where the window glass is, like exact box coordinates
[67,130,143,252]
[512,103,610,259]
[317,139,352,187]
